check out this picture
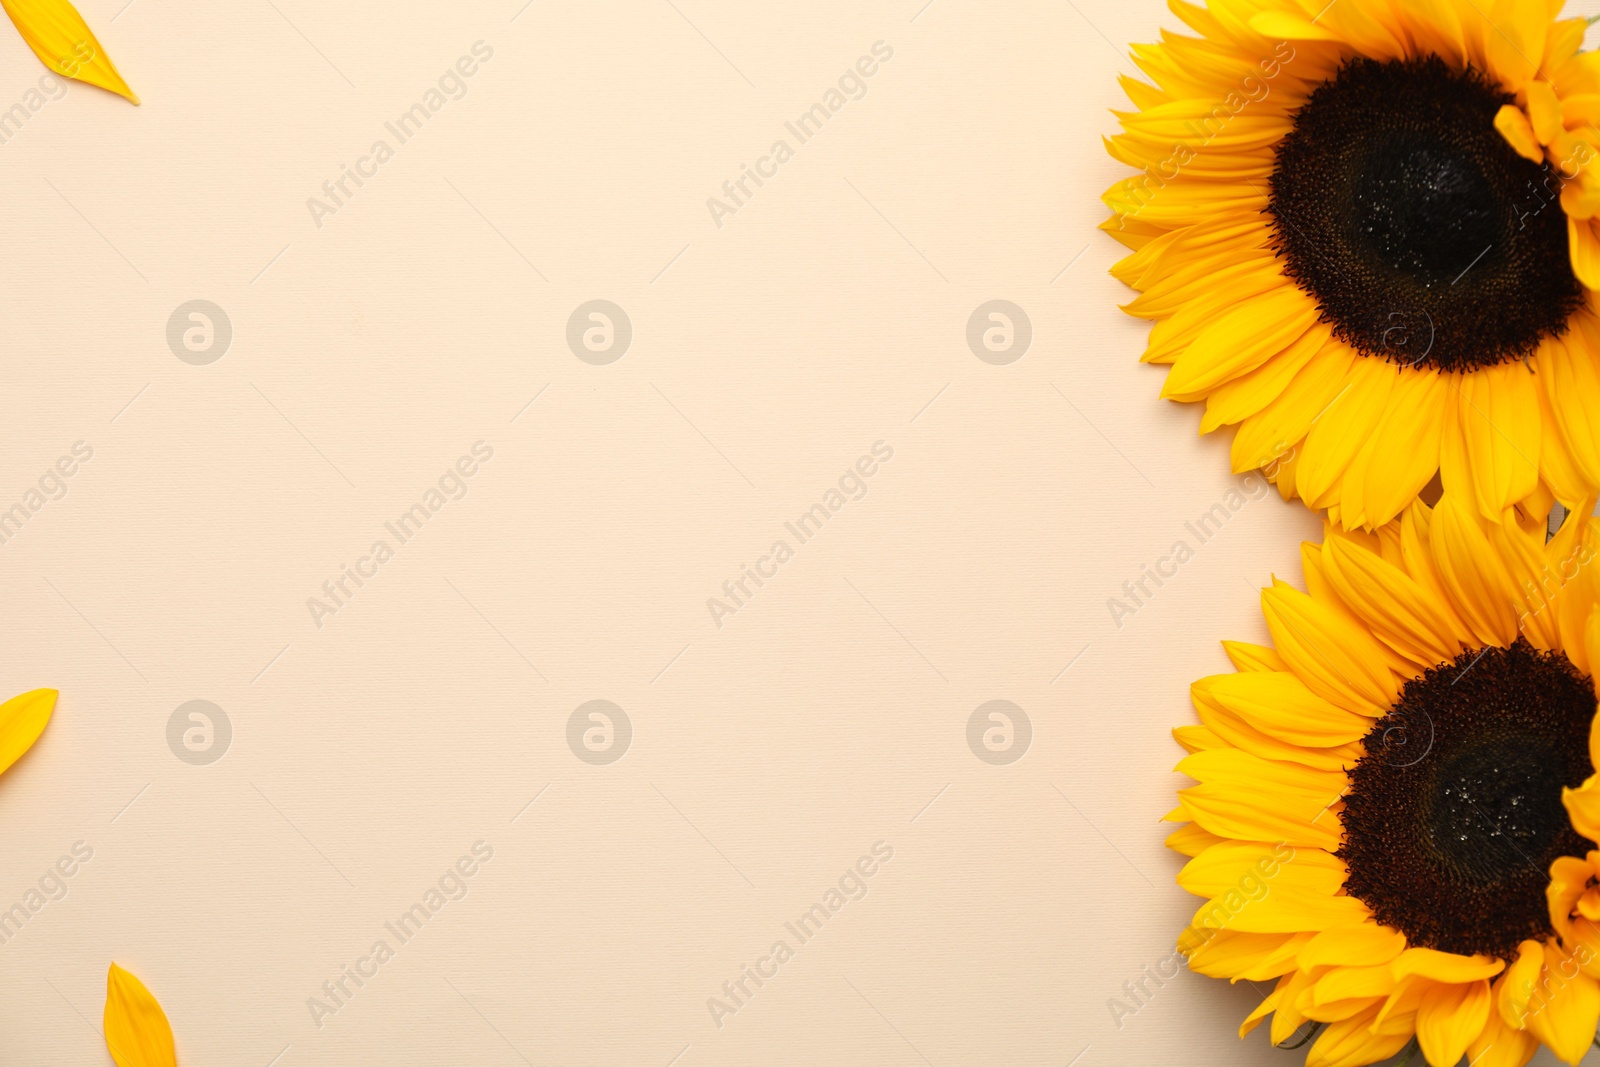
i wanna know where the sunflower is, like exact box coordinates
[1169,493,1600,1065]
[1105,0,1600,530]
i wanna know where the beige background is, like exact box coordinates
[0,0,1555,1064]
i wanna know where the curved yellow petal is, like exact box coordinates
[1468,985,1540,1067]
[1191,671,1371,747]
[1496,103,1545,163]
[1485,0,1547,92]
[1183,928,1314,981]
[1358,367,1448,529]
[1497,939,1545,1028]
[1321,534,1464,668]
[1527,80,1565,144]
[0,687,55,777]
[1298,923,1408,970]
[1571,215,1600,289]
[1261,579,1400,714]
[104,963,176,1067]
[1296,357,1396,510]
[1305,1000,1415,1067]
[1416,978,1491,1067]
[1160,285,1321,401]
[1523,943,1600,1065]
[1164,820,1224,856]
[1221,640,1286,673]
[1246,10,1342,42]
[1429,495,1522,647]
[1457,363,1541,521]
[1391,947,1504,984]
[0,0,137,103]
[1563,776,1600,843]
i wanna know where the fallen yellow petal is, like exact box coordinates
[0,0,137,103]
[0,687,55,777]
[104,964,176,1067]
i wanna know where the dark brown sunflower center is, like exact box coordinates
[1269,56,1582,372]
[1340,640,1595,960]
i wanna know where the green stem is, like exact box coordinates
[1277,1020,1323,1050]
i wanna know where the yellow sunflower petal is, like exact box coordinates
[1222,640,1287,673]
[0,687,55,777]
[1563,776,1600,844]
[1495,104,1546,163]
[1177,782,1342,850]
[1522,943,1600,1065]
[1549,854,1592,937]
[1527,80,1565,144]
[1296,357,1397,510]
[1298,923,1408,970]
[1260,580,1400,714]
[1192,671,1372,747]
[1165,820,1225,856]
[1178,841,1346,899]
[1200,323,1330,433]
[1231,344,1357,475]
[1456,363,1541,521]
[1305,963,1396,1011]
[1570,215,1600,289]
[1428,494,1522,647]
[1467,988,1540,1067]
[1321,534,1464,668]
[1184,928,1315,981]
[1240,974,1288,1037]
[1189,682,1367,770]
[0,0,136,103]
[103,964,176,1067]
[1484,0,1547,92]
[1416,978,1491,1067]
[1246,10,1342,42]
[1497,939,1545,1028]
[1542,313,1600,486]
[1533,359,1591,509]
[1305,1000,1415,1067]
[1391,947,1504,984]
[1161,285,1322,401]
[1357,367,1448,529]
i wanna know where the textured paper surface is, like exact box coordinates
[0,0,1500,1063]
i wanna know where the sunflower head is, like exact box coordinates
[1107,0,1600,532]
[1171,493,1600,1066]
